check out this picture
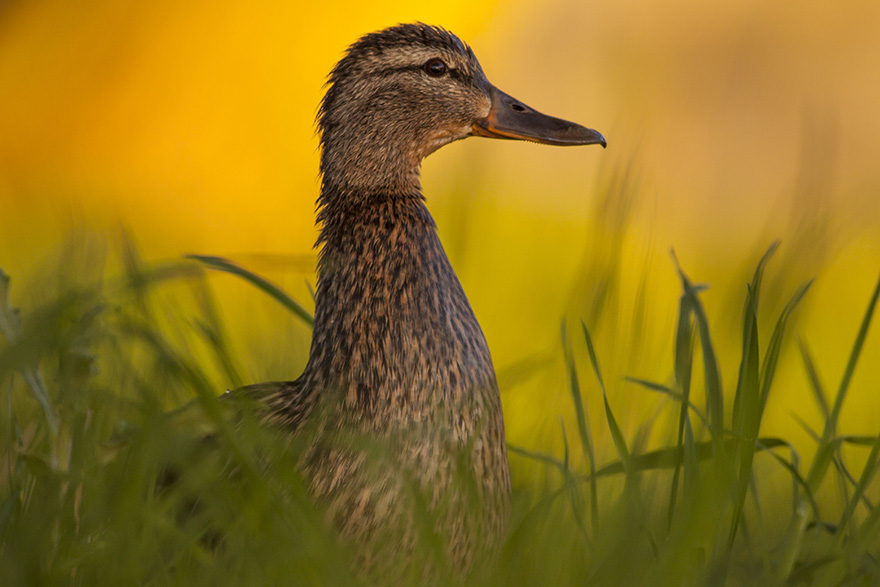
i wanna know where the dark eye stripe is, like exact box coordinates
[447,68,466,81]
[379,62,466,80]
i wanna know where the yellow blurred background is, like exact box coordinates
[2,0,879,481]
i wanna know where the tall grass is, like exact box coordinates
[1,239,879,585]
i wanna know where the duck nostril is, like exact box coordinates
[509,103,526,112]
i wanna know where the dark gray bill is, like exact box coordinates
[473,85,606,147]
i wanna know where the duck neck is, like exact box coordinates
[304,180,495,419]
[319,123,423,199]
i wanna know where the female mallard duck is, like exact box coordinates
[238,23,605,580]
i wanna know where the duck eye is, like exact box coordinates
[423,58,448,77]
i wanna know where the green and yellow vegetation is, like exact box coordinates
[2,0,879,584]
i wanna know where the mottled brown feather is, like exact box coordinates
[235,23,510,581]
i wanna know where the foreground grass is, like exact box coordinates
[1,242,879,585]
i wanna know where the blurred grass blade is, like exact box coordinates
[0,487,17,536]
[187,255,313,327]
[497,353,554,391]
[671,253,724,451]
[625,377,709,429]
[581,321,630,474]
[728,282,760,549]
[750,242,779,302]
[507,443,566,473]
[0,269,58,436]
[753,439,819,519]
[731,273,810,548]
[580,321,606,392]
[858,494,880,550]
[836,431,880,544]
[826,272,880,435]
[562,321,598,535]
[791,412,821,443]
[776,499,811,583]
[798,339,830,419]
[743,243,777,317]
[669,279,696,529]
[808,271,880,491]
[119,321,262,485]
[590,436,792,478]
[825,436,880,511]
[730,243,778,447]
[190,276,245,389]
[560,419,589,539]
[682,417,698,497]
[731,282,759,451]
[759,281,811,413]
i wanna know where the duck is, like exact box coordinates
[234,23,605,580]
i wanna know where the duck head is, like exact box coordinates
[318,23,605,195]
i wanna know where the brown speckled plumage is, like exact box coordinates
[234,23,605,581]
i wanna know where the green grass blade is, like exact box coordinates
[682,416,698,498]
[731,283,760,450]
[792,415,877,511]
[798,339,830,419]
[560,419,590,540]
[833,437,878,509]
[791,412,821,442]
[753,439,819,519]
[587,436,788,476]
[187,255,314,327]
[496,353,555,391]
[827,272,880,434]
[759,281,811,413]
[581,321,630,474]
[775,499,812,583]
[672,253,724,450]
[689,294,724,446]
[857,496,880,551]
[748,242,780,309]
[507,443,566,473]
[730,279,810,547]
[808,271,880,491]
[190,277,245,389]
[0,269,58,436]
[580,321,606,392]
[730,243,778,451]
[838,435,879,447]
[194,317,244,389]
[118,321,262,486]
[562,321,598,535]
[669,284,696,528]
[836,431,880,544]
[624,377,709,429]
[0,492,15,535]
[728,282,760,549]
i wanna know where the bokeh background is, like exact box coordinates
[2,0,879,491]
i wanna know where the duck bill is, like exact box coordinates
[473,85,606,147]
